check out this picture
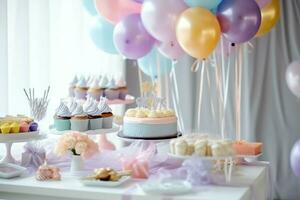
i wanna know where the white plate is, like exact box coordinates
[236,153,263,159]
[0,131,40,142]
[50,127,119,135]
[139,180,192,195]
[0,163,27,179]
[168,153,234,161]
[80,176,130,187]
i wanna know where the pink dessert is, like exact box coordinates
[122,159,149,179]
[234,140,262,155]
[19,122,29,132]
[36,162,61,181]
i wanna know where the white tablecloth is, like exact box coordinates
[0,165,267,200]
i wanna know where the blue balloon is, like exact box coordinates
[82,0,98,16]
[90,17,118,54]
[184,0,223,10]
[138,48,173,79]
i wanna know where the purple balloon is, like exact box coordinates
[133,0,144,3]
[158,40,185,60]
[255,0,272,8]
[217,0,261,43]
[286,59,300,99]
[113,14,155,59]
[141,0,188,42]
[291,140,300,178]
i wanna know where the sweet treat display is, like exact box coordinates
[233,140,263,155]
[123,97,177,139]
[0,115,38,134]
[85,168,131,182]
[53,97,113,131]
[69,75,128,100]
[170,136,234,157]
[36,161,61,181]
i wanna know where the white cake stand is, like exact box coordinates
[0,133,47,164]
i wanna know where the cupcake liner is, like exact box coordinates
[102,116,113,129]
[54,119,71,131]
[89,118,103,130]
[70,119,89,132]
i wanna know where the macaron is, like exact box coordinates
[10,122,20,133]
[29,122,38,131]
[19,122,30,133]
[0,123,11,134]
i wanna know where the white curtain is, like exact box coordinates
[0,0,124,120]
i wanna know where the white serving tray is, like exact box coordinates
[0,163,27,179]
[80,176,130,187]
[0,131,40,143]
[168,152,234,161]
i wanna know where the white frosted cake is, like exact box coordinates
[123,108,177,139]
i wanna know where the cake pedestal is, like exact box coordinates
[0,134,47,164]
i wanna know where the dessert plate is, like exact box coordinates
[139,179,192,195]
[168,153,234,161]
[117,131,182,141]
[80,176,130,187]
[0,163,27,179]
[236,153,263,159]
[0,131,40,142]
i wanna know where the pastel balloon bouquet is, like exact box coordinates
[55,132,99,172]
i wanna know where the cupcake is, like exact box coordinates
[104,78,120,100]
[74,76,88,100]
[54,102,71,131]
[68,98,78,114]
[98,98,113,128]
[83,98,102,130]
[99,75,108,97]
[116,76,128,100]
[87,78,102,101]
[10,122,20,133]
[20,122,30,132]
[29,122,39,132]
[0,123,11,134]
[69,75,78,97]
[70,104,89,131]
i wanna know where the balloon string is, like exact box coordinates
[191,59,201,72]
[235,45,243,141]
[170,62,184,132]
[222,54,231,137]
[138,64,144,97]
[197,60,206,131]
[156,51,162,97]
[206,63,216,126]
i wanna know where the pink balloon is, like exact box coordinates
[141,0,188,42]
[286,59,300,99]
[95,0,141,25]
[158,40,185,60]
[255,0,272,8]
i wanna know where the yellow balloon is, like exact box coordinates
[176,7,221,60]
[256,0,280,37]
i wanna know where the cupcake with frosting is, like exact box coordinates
[69,75,78,97]
[83,98,102,130]
[99,75,108,96]
[74,76,88,100]
[87,78,102,101]
[116,76,128,100]
[54,102,72,131]
[70,103,89,132]
[98,98,113,128]
[104,78,120,100]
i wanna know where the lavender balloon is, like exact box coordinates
[141,0,188,41]
[255,0,272,8]
[286,59,300,99]
[158,40,185,61]
[113,14,155,59]
[133,0,144,3]
[217,0,261,43]
[291,140,300,178]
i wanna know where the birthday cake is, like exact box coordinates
[123,98,177,139]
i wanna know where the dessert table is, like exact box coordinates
[0,165,267,200]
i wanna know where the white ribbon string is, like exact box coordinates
[197,61,206,131]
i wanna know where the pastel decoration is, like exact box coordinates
[291,140,300,178]
[122,158,149,179]
[137,48,173,79]
[90,17,118,54]
[141,0,188,41]
[286,59,300,99]
[20,122,30,132]
[29,122,38,132]
[158,40,185,61]
[113,14,155,59]
[184,0,222,10]
[82,0,98,16]
[255,0,272,8]
[217,0,261,43]
[95,0,141,25]
[176,7,221,60]
[256,0,280,37]
[10,123,20,133]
